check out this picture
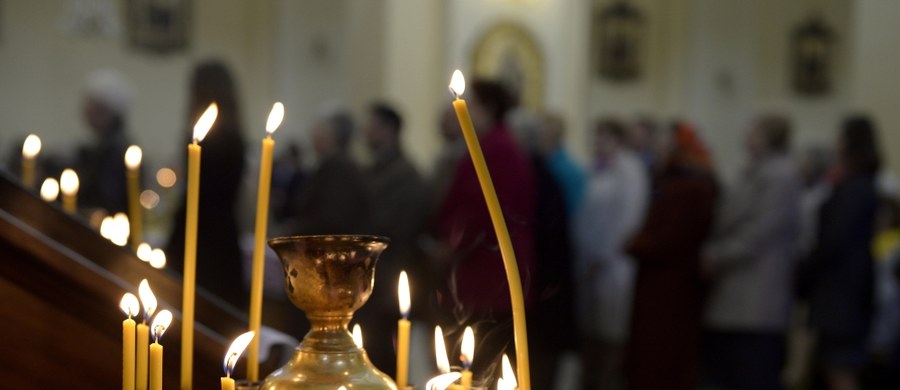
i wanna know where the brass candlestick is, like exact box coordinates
[262,235,397,389]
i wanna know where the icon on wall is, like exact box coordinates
[593,0,644,82]
[471,22,544,110]
[126,0,190,54]
[791,15,835,96]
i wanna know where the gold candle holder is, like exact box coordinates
[262,235,397,389]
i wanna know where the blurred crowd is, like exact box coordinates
[7,60,900,390]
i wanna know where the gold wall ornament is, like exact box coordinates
[262,235,397,389]
[471,22,544,110]
[791,15,835,96]
[593,0,644,81]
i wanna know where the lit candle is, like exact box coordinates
[150,310,173,390]
[448,70,530,390]
[247,102,283,381]
[397,271,411,388]
[137,279,158,390]
[125,145,143,250]
[60,168,79,213]
[182,102,217,390]
[500,354,517,390]
[460,326,474,390]
[100,216,115,240]
[137,243,152,262]
[222,331,255,390]
[426,373,462,390]
[112,212,131,247]
[40,178,59,202]
[21,134,41,188]
[121,293,140,390]
[352,324,364,349]
[434,326,451,374]
[149,248,167,269]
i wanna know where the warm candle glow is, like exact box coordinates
[156,168,176,188]
[502,354,517,388]
[149,249,167,269]
[137,243,152,261]
[40,178,59,202]
[352,324,363,349]
[461,326,475,369]
[22,134,41,159]
[150,310,173,341]
[223,331,255,377]
[138,279,158,320]
[193,103,218,143]
[449,69,466,98]
[125,145,143,170]
[497,377,515,390]
[99,216,114,239]
[266,102,285,134]
[112,212,131,246]
[59,169,79,196]
[434,326,450,374]
[398,270,411,318]
[426,372,462,390]
[120,293,140,319]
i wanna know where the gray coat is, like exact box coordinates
[704,154,802,332]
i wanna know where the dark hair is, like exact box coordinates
[595,118,626,142]
[470,79,515,125]
[757,114,792,153]
[190,60,242,133]
[841,114,881,174]
[370,102,403,134]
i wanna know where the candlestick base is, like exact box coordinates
[263,235,397,389]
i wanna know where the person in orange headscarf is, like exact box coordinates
[625,122,719,390]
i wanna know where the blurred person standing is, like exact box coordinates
[702,114,802,390]
[538,113,586,217]
[355,102,427,376]
[806,115,882,390]
[509,109,576,390]
[573,118,649,390]
[432,80,536,377]
[167,61,247,306]
[76,69,135,214]
[626,123,718,390]
[289,106,368,235]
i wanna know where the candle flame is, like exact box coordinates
[111,212,130,246]
[434,326,450,374]
[497,377,515,390]
[150,309,173,341]
[461,326,475,368]
[398,270,411,318]
[502,353,517,388]
[137,243,152,261]
[449,70,466,98]
[124,145,142,169]
[266,102,285,134]
[100,216,114,239]
[425,372,462,390]
[223,331,255,377]
[40,178,59,202]
[22,134,41,159]
[193,103,218,143]
[149,248,167,269]
[138,279,157,319]
[59,169,79,196]
[352,323,364,349]
[120,293,140,318]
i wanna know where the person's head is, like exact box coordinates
[593,118,626,160]
[507,108,541,154]
[538,113,566,157]
[189,60,241,132]
[626,116,659,152]
[312,108,354,159]
[364,102,403,154]
[839,114,881,174]
[82,69,135,136]
[746,114,791,158]
[468,79,515,134]
[666,121,712,171]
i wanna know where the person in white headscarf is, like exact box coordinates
[76,68,136,213]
